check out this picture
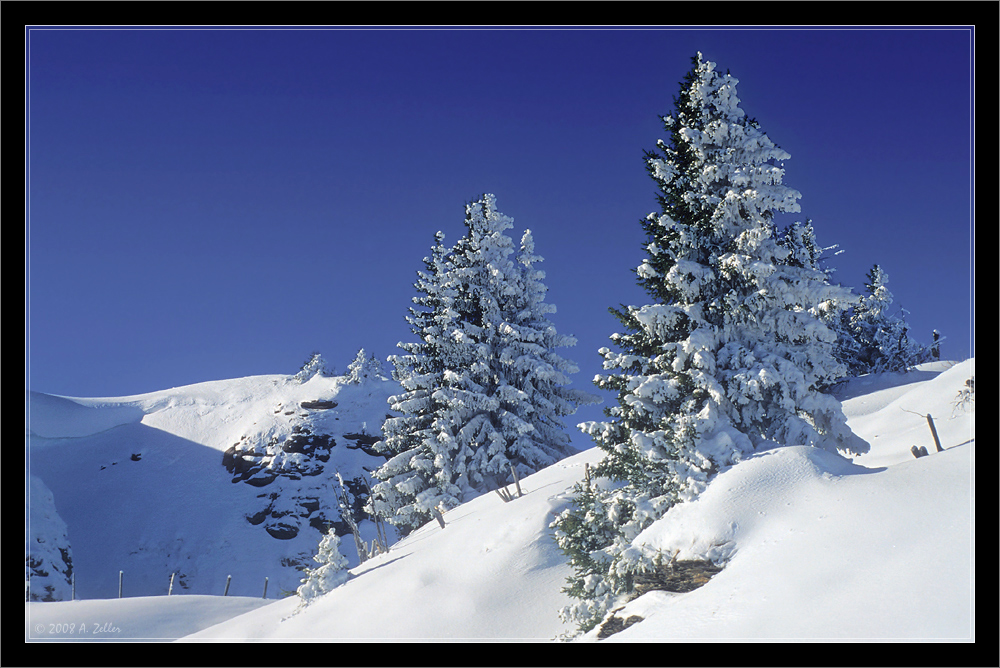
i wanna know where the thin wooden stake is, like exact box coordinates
[168,572,175,596]
[509,463,523,498]
[224,575,231,596]
[262,576,269,599]
[926,414,943,452]
[118,570,123,599]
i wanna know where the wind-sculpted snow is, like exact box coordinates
[27,391,145,439]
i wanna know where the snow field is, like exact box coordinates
[25,359,974,641]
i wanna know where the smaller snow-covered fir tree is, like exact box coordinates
[347,348,383,384]
[847,265,929,374]
[296,529,350,605]
[368,195,596,535]
[294,351,330,382]
[366,232,464,536]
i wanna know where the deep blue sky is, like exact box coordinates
[26,27,975,449]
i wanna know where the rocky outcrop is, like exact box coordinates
[596,558,725,639]
[633,559,723,595]
[597,613,644,640]
[223,430,335,485]
[342,432,385,458]
[221,399,383,553]
[300,399,338,410]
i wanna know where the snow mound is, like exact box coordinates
[844,359,974,468]
[599,441,972,641]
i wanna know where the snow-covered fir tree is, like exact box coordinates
[846,264,929,374]
[347,348,383,384]
[551,53,869,634]
[365,232,464,535]
[294,351,330,383]
[296,529,350,605]
[778,219,860,378]
[367,195,597,536]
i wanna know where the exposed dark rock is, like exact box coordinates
[308,515,334,533]
[343,432,379,446]
[281,432,335,455]
[300,400,338,410]
[281,436,309,455]
[299,498,320,514]
[597,614,644,640]
[245,473,278,487]
[222,446,236,471]
[633,559,724,595]
[343,432,385,458]
[223,445,260,476]
[245,509,268,526]
[264,522,299,540]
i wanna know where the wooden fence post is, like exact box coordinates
[118,570,123,599]
[432,506,446,529]
[509,463,523,498]
[262,577,269,599]
[926,414,943,452]
[224,575,231,596]
[168,572,175,596]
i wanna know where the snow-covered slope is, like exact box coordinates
[25,360,974,642]
[26,373,399,602]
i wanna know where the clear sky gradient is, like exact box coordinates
[26,26,975,449]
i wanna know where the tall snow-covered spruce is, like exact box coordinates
[551,53,869,634]
[367,195,598,536]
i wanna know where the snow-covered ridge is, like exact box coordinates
[26,372,401,602]
[27,373,391,451]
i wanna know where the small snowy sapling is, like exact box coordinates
[296,529,350,605]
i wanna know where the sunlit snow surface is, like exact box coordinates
[25,361,974,642]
